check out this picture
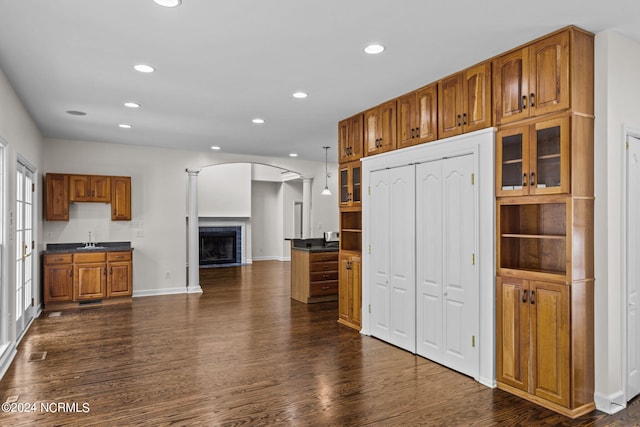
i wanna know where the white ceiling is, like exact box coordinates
[0,0,639,162]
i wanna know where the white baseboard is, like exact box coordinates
[478,376,497,388]
[594,390,627,414]
[252,256,290,262]
[133,287,188,298]
[0,345,17,380]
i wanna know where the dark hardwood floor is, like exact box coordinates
[0,261,638,426]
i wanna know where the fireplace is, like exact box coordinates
[199,226,242,266]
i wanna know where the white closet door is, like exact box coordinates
[628,135,640,400]
[441,154,477,377]
[416,160,443,359]
[389,166,416,352]
[416,154,477,378]
[370,169,391,341]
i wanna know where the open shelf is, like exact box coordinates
[499,201,567,275]
[340,210,362,252]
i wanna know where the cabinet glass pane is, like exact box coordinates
[352,166,361,203]
[340,169,349,203]
[501,134,523,190]
[536,126,561,188]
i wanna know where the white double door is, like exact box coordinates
[369,154,478,377]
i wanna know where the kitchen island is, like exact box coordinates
[290,239,338,304]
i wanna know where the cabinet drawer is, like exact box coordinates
[310,261,338,272]
[44,253,73,265]
[310,281,338,297]
[107,251,132,262]
[310,271,338,282]
[310,252,338,263]
[74,252,106,263]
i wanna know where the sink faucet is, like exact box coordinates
[86,231,95,248]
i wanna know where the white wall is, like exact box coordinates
[198,163,251,217]
[0,67,43,375]
[251,181,282,260]
[42,138,339,295]
[593,30,640,412]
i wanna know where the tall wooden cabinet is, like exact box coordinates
[45,174,69,221]
[338,114,364,163]
[495,26,594,418]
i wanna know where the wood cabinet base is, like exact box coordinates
[43,296,132,311]
[497,382,595,419]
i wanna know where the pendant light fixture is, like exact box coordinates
[321,146,332,196]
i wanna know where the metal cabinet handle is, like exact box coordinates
[463,113,467,125]
[530,172,536,186]
[522,289,528,303]
[523,173,528,186]
[322,286,330,290]
[530,290,535,305]
[456,115,461,127]
[522,95,527,109]
[530,93,535,107]
[54,257,63,262]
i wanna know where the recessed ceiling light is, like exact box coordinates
[134,64,155,73]
[66,110,87,116]
[364,44,385,54]
[124,102,140,108]
[289,153,298,157]
[252,118,265,124]
[211,146,221,150]
[153,0,182,7]
[119,124,132,129]
[292,92,308,99]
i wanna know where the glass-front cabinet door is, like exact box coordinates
[496,116,569,197]
[339,161,361,207]
[529,116,570,195]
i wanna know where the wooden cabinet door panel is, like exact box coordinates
[45,174,69,221]
[348,114,363,159]
[463,62,492,132]
[338,119,350,162]
[397,92,417,149]
[350,256,362,326]
[378,100,396,153]
[530,281,570,407]
[44,264,73,302]
[495,48,529,125]
[111,176,131,220]
[69,175,91,202]
[91,176,111,202]
[496,276,529,392]
[338,255,350,322]
[529,116,570,195]
[74,263,106,300]
[416,84,438,143]
[529,32,570,118]
[108,262,132,297]
[496,125,530,196]
[438,74,463,139]
[364,107,379,155]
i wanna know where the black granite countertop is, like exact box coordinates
[290,238,339,253]
[43,241,133,254]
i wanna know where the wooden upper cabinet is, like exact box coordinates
[45,173,69,221]
[438,61,492,139]
[69,175,111,202]
[111,176,131,221]
[339,114,363,163]
[364,100,396,156]
[397,83,438,150]
[495,30,570,125]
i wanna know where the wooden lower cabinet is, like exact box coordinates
[44,250,133,306]
[43,254,73,302]
[290,250,338,303]
[338,253,361,330]
[107,251,133,297]
[496,275,593,417]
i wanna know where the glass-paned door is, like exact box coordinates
[16,161,34,337]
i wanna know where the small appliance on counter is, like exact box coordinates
[324,231,339,248]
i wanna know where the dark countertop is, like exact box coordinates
[290,238,339,253]
[43,241,133,254]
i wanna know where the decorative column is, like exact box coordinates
[186,169,203,294]
[302,178,312,238]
